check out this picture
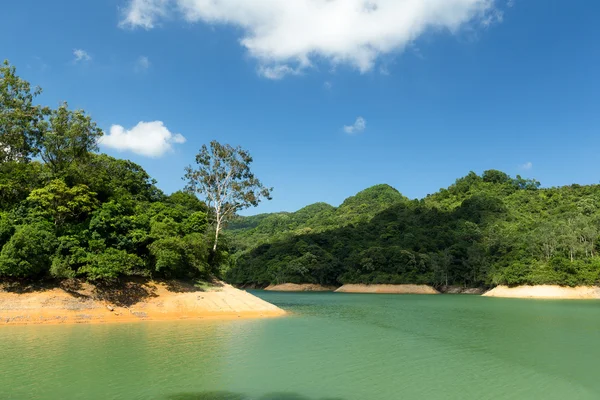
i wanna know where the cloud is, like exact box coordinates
[99,121,186,157]
[135,55,151,72]
[119,0,170,29]
[119,0,502,78]
[519,161,533,170]
[73,49,91,62]
[258,64,302,80]
[343,117,367,134]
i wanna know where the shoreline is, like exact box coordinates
[265,283,338,292]
[0,280,285,326]
[482,285,600,299]
[335,284,439,294]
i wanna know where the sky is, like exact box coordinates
[1,0,599,215]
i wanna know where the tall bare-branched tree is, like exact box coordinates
[184,141,272,251]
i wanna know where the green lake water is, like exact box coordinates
[2,292,600,400]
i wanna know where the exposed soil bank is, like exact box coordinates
[335,284,439,294]
[265,283,338,292]
[483,285,600,299]
[0,280,285,326]
[439,286,486,295]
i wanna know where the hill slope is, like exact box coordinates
[225,171,600,288]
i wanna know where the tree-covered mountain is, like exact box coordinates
[225,171,600,288]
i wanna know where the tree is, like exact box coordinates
[27,179,98,227]
[0,61,49,163]
[0,222,57,278]
[39,103,103,175]
[184,141,272,251]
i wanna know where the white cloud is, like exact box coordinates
[120,0,170,29]
[258,64,302,80]
[99,121,186,157]
[519,161,533,170]
[73,49,91,62]
[119,0,502,78]
[135,55,151,72]
[343,117,367,134]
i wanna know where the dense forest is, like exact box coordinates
[0,61,222,282]
[226,172,600,288]
[3,59,600,290]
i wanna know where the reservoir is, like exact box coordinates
[1,292,599,399]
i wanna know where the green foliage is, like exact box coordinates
[184,211,209,234]
[149,234,210,279]
[0,213,14,248]
[72,154,163,203]
[0,62,217,283]
[39,103,103,175]
[50,236,87,279]
[27,179,98,226]
[79,249,143,282]
[0,60,49,163]
[227,172,600,288]
[0,161,49,210]
[0,223,56,278]
[184,140,272,251]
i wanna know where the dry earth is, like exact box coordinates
[335,284,439,294]
[0,279,285,326]
[264,283,338,292]
[482,285,600,299]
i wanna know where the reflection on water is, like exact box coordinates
[2,292,600,399]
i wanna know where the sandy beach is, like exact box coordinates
[0,280,285,326]
[265,283,338,292]
[482,285,600,299]
[335,284,439,294]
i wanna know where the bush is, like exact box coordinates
[0,213,15,248]
[0,223,57,278]
[79,249,142,281]
[148,233,210,278]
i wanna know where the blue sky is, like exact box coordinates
[1,0,599,214]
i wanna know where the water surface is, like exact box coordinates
[1,292,599,399]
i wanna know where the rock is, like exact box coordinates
[439,286,485,295]
[106,305,115,311]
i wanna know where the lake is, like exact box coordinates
[1,291,600,399]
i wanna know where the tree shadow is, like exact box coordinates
[165,392,344,400]
[1,279,59,294]
[92,279,158,307]
[164,279,225,293]
[58,279,88,298]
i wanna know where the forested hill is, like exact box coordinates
[227,184,406,249]
[225,171,600,288]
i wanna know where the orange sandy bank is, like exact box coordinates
[265,283,338,292]
[0,280,285,326]
[335,284,439,294]
[482,285,600,299]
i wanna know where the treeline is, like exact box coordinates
[225,171,600,288]
[0,61,219,282]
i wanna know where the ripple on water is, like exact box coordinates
[1,293,600,399]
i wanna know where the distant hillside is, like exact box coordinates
[225,171,600,289]
[228,185,406,253]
